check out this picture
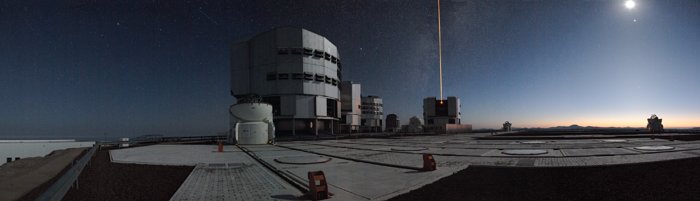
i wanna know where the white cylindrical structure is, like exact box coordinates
[229,103,275,144]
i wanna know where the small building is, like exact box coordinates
[502,121,512,132]
[361,96,383,132]
[385,114,400,132]
[340,81,361,133]
[647,114,664,133]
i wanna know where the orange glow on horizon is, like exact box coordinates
[512,115,700,129]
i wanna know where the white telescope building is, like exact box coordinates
[230,27,341,136]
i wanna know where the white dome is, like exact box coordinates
[230,103,273,122]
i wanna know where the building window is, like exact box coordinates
[324,52,331,60]
[303,47,313,56]
[291,48,302,55]
[278,73,289,80]
[324,76,332,84]
[315,74,324,82]
[326,99,337,118]
[314,50,324,58]
[331,78,338,86]
[262,96,281,116]
[331,56,337,64]
[267,73,277,81]
[303,72,314,80]
[292,73,303,80]
[277,48,289,54]
[449,119,455,124]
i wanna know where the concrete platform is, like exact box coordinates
[109,133,700,200]
[110,145,247,166]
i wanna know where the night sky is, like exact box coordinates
[2,0,700,138]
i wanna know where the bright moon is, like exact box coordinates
[625,0,636,9]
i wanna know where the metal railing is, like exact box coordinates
[34,143,99,201]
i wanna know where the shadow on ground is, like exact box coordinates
[62,147,193,201]
[390,157,700,201]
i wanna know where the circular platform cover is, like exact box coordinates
[520,141,547,144]
[274,156,332,164]
[390,147,428,151]
[634,146,675,151]
[602,139,627,143]
[502,150,548,155]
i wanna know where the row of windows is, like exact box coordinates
[360,103,383,107]
[362,111,383,115]
[266,72,340,86]
[262,96,339,118]
[360,105,382,110]
[277,47,342,69]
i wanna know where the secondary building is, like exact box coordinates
[361,96,383,132]
[385,114,400,132]
[340,81,361,133]
[230,27,341,136]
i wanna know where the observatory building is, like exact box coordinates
[423,96,461,125]
[647,114,664,133]
[385,114,400,132]
[230,27,341,135]
[423,96,471,133]
[503,121,512,132]
[340,81,361,133]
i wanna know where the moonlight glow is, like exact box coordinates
[625,0,636,9]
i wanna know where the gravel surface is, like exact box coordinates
[390,157,700,201]
[62,147,193,201]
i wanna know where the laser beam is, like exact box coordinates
[437,0,444,102]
